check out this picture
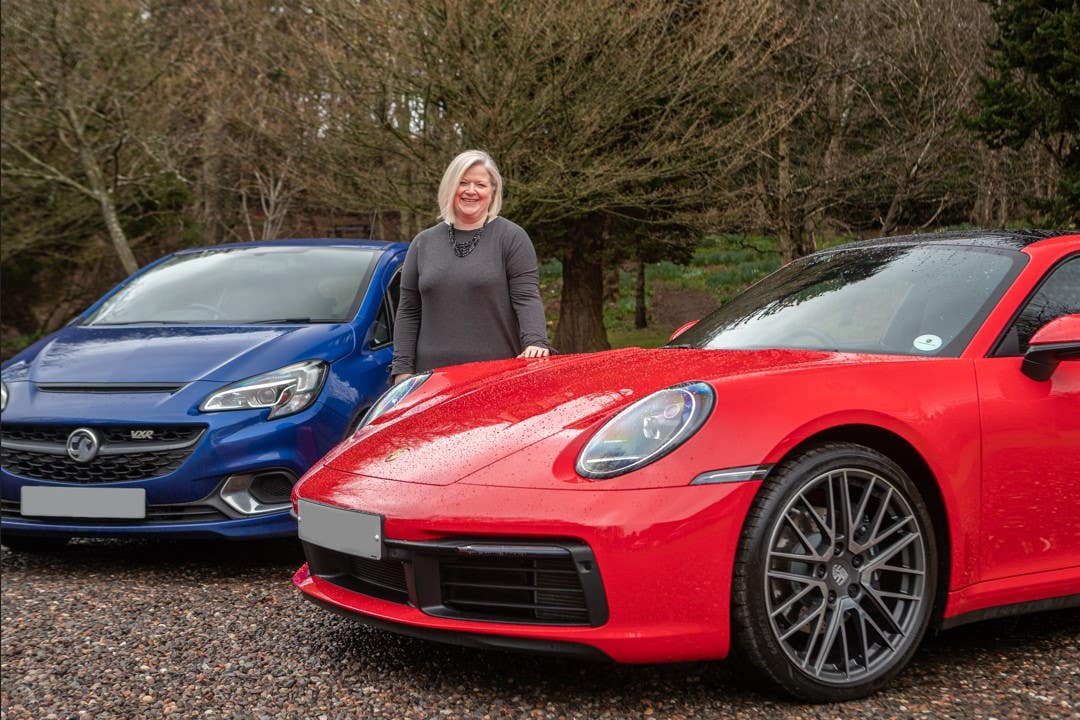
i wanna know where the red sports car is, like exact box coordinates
[292,230,1079,701]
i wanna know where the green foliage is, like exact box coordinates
[970,0,1080,224]
[589,234,793,348]
[689,235,783,301]
[538,258,563,284]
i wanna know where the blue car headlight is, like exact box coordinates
[576,381,715,479]
[1,380,7,413]
[200,360,328,420]
[358,372,432,429]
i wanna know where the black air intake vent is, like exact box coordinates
[302,537,608,627]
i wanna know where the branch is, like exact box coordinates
[918,193,950,229]
[1,139,94,196]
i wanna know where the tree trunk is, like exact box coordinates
[603,264,621,305]
[777,131,798,263]
[975,147,1009,227]
[68,106,139,275]
[98,193,139,275]
[777,132,816,261]
[201,102,227,244]
[880,186,905,237]
[781,224,815,264]
[554,222,609,353]
[754,154,772,227]
[634,257,647,329]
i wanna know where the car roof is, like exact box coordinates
[172,238,408,255]
[824,229,1071,254]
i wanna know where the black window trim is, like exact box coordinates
[369,265,402,351]
[988,251,1080,358]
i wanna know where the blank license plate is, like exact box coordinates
[21,486,146,519]
[297,499,383,560]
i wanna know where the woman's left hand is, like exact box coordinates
[517,345,551,358]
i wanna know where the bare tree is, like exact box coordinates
[1,0,181,274]
[871,0,993,235]
[151,2,329,244]
[742,0,993,261]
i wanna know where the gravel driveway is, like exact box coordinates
[2,538,1077,720]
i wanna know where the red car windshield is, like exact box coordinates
[676,244,1024,356]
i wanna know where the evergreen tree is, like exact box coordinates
[970,0,1080,225]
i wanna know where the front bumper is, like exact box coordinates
[293,469,762,663]
[0,402,346,540]
[1,509,296,540]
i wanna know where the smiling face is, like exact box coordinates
[453,164,493,229]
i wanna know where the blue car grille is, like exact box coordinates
[1,424,205,484]
[0,498,229,524]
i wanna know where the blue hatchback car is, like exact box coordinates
[1,239,407,549]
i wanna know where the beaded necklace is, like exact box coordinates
[448,220,486,257]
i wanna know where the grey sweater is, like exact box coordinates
[390,217,550,375]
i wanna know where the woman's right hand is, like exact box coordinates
[517,345,551,358]
[394,373,413,384]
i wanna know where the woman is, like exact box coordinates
[391,150,551,382]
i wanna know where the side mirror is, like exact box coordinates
[669,319,699,344]
[1021,314,1080,381]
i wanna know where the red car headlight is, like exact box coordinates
[576,381,714,479]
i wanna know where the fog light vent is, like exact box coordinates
[220,470,297,515]
[249,471,296,505]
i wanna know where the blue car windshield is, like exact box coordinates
[675,243,1024,357]
[83,246,380,325]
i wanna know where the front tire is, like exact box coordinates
[732,443,937,701]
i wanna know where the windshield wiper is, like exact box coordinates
[89,317,333,326]
[85,321,204,326]
[249,318,319,324]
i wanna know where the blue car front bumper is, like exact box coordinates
[0,382,350,540]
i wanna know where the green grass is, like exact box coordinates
[648,235,785,300]
[540,233,860,349]
[603,236,785,347]
[607,326,673,349]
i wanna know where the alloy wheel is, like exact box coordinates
[764,466,929,684]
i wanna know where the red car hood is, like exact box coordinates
[321,347,870,485]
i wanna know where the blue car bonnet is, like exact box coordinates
[25,324,356,384]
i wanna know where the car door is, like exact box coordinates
[975,254,1080,582]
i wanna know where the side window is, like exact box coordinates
[997,255,1080,356]
[370,268,402,349]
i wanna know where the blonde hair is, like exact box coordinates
[437,150,503,225]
